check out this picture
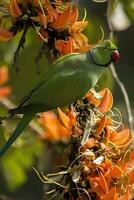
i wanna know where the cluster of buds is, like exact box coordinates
[38,88,134,200]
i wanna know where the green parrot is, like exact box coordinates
[0,40,119,158]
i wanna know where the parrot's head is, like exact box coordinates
[89,40,119,67]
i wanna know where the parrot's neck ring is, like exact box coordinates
[89,51,112,67]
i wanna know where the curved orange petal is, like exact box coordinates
[93,115,106,137]
[0,28,13,41]
[67,110,76,126]
[57,107,70,129]
[47,5,58,22]
[39,14,47,29]
[117,135,132,148]
[110,130,117,140]
[99,88,107,97]
[86,89,101,107]
[9,0,22,17]
[57,121,72,138]
[98,88,113,113]
[111,129,130,146]
[69,6,78,25]
[98,171,108,193]
[51,6,71,29]
[85,89,94,100]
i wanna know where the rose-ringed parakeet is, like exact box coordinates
[0,40,119,157]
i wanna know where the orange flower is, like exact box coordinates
[38,107,76,141]
[86,88,113,113]
[55,18,95,54]
[1,0,95,59]
[36,87,134,199]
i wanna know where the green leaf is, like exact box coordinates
[0,136,43,191]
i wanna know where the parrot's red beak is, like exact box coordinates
[111,50,119,63]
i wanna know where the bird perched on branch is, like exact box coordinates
[0,40,119,158]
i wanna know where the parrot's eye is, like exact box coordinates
[111,50,119,63]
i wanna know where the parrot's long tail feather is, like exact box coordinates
[0,113,35,158]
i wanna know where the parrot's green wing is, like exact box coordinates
[14,53,79,110]
[10,53,99,114]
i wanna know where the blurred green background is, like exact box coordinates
[0,0,134,199]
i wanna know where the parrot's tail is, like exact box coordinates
[0,113,35,158]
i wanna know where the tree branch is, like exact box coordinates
[0,97,43,136]
[13,22,30,73]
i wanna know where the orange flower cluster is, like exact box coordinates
[0,0,93,56]
[0,66,11,98]
[38,110,73,141]
[38,106,76,141]
[39,88,134,200]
